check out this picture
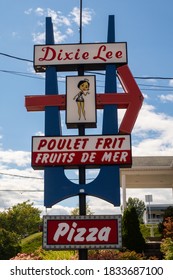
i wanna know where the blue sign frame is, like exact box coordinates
[44,16,120,207]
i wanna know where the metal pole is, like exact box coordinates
[79,0,82,43]
[78,66,88,260]
[78,0,87,260]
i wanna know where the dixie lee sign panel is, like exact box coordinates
[43,215,122,250]
[34,42,127,72]
[32,135,132,169]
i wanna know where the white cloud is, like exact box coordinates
[24,8,33,15]
[82,8,95,25]
[134,103,172,132]
[88,196,121,214]
[0,165,44,212]
[45,205,73,216]
[35,7,45,16]
[169,79,173,86]
[11,32,19,38]
[27,7,94,44]
[66,28,74,35]
[35,131,44,136]
[54,30,67,44]
[32,32,45,44]
[132,102,173,155]
[0,150,30,167]
[159,94,173,103]
[70,7,94,26]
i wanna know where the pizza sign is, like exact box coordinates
[43,215,122,250]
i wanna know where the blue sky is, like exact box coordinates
[0,0,173,214]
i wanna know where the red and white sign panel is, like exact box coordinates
[32,135,132,169]
[34,42,127,72]
[43,215,122,250]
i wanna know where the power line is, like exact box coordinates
[135,76,173,80]
[0,52,33,63]
[1,68,173,94]
[0,172,43,180]
[0,69,43,80]
[0,51,173,81]
[0,190,43,192]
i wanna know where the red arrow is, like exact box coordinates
[25,65,144,134]
[116,64,144,133]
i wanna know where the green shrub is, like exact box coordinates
[88,250,145,260]
[21,232,42,253]
[160,238,173,260]
[140,224,161,240]
[35,248,76,260]
[122,207,145,253]
[0,228,21,259]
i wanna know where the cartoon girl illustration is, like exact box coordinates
[73,78,90,120]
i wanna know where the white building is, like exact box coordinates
[121,156,173,214]
[144,203,173,224]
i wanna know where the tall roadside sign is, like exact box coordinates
[25,15,144,259]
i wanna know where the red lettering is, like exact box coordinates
[37,139,47,150]
[47,139,56,150]
[74,139,81,149]
[117,137,125,148]
[75,48,80,60]
[93,45,107,62]
[81,138,89,149]
[82,52,89,60]
[57,139,66,150]
[64,52,73,60]
[39,47,56,61]
[57,49,63,60]
[116,50,122,59]
[95,138,104,149]
[103,138,112,149]
[66,139,72,150]
[106,51,113,59]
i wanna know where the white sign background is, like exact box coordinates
[66,75,96,128]
[34,42,127,71]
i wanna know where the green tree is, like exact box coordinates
[122,207,145,253]
[158,206,173,236]
[0,228,21,259]
[163,217,173,238]
[71,203,94,215]
[0,201,41,238]
[126,197,145,223]
[163,206,173,219]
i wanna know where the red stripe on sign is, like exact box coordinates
[32,150,132,168]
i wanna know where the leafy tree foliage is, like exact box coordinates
[160,209,173,260]
[71,203,94,215]
[0,228,21,259]
[160,238,173,260]
[126,197,145,223]
[122,207,145,253]
[158,206,173,236]
[163,206,173,219]
[163,217,173,239]
[0,200,41,238]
